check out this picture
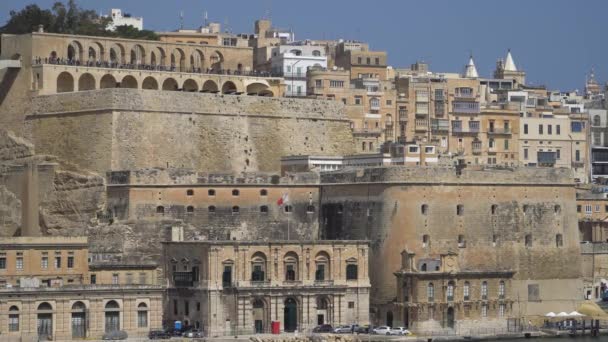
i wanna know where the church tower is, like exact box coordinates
[494,49,526,87]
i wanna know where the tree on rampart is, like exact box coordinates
[0,1,159,40]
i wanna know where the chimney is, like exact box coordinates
[21,160,40,236]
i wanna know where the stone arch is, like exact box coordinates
[171,48,186,72]
[100,74,117,89]
[88,46,96,61]
[202,80,219,93]
[121,75,138,89]
[183,79,199,92]
[153,47,167,67]
[222,81,237,94]
[142,76,159,90]
[90,42,105,62]
[78,73,96,91]
[246,82,270,96]
[109,43,126,64]
[57,71,74,92]
[130,44,146,65]
[162,78,179,91]
[190,49,205,72]
[67,40,84,61]
[210,50,224,72]
[283,251,299,281]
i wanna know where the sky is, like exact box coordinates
[1,0,605,91]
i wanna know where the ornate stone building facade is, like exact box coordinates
[162,240,370,336]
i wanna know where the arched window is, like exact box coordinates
[232,206,240,214]
[315,252,330,281]
[463,281,470,301]
[346,264,358,280]
[137,303,148,328]
[427,283,435,302]
[232,189,240,196]
[8,305,19,332]
[251,252,266,281]
[284,252,298,281]
[421,204,428,215]
[260,205,268,213]
[481,281,488,300]
[556,234,563,247]
[208,189,215,196]
[186,206,194,214]
[208,205,216,213]
[260,189,268,196]
[525,234,532,247]
[421,263,427,272]
[105,300,120,333]
[498,280,506,299]
[156,206,164,214]
[187,189,194,196]
[447,281,455,301]
[312,50,321,57]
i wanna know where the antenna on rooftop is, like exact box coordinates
[179,11,184,29]
[204,11,208,26]
[265,0,272,20]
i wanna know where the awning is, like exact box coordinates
[577,300,608,320]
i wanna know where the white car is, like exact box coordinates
[334,325,354,333]
[373,326,391,335]
[389,327,411,336]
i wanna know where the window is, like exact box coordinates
[492,234,498,246]
[357,57,362,64]
[525,234,532,247]
[577,205,581,212]
[504,139,509,150]
[126,273,133,284]
[491,204,498,215]
[370,98,380,108]
[571,121,584,132]
[54,255,61,268]
[41,253,48,269]
[186,206,194,214]
[186,189,194,196]
[284,205,293,213]
[208,189,215,196]
[422,234,430,247]
[139,272,147,284]
[173,300,178,315]
[208,205,216,213]
[499,280,505,299]
[548,125,552,135]
[315,79,322,87]
[137,303,148,327]
[556,234,563,247]
[260,205,268,213]
[524,148,528,160]
[91,274,97,284]
[112,273,119,284]
[585,204,592,215]
[481,281,488,300]
[538,124,543,135]
[0,253,5,269]
[307,205,315,213]
[481,304,488,317]
[232,206,240,214]
[457,204,464,216]
[575,150,581,162]
[222,265,232,287]
[197,302,201,311]
[348,301,355,308]
[499,304,506,317]
[463,281,470,301]
[9,306,19,332]
[232,189,240,196]
[329,80,344,88]
[447,281,455,301]
[346,264,358,280]
[260,189,268,196]
[458,235,466,248]
[421,204,428,215]
[528,284,540,301]
[523,124,528,134]
[556,124,561,135]
[427,283,435,302]
[366,57,371,64]
[386,100,392,105]
[556,149,561,159]
[185,301,189,316]
[375,57,380,65]
[67,255,74,268]
[355,97,362,105]
[554,205,561,214]
[596,205,601,213]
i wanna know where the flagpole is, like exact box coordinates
[287,189,290,240]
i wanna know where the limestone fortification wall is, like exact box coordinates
[28,89,355,174]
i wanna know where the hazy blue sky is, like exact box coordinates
[1,0,605,91]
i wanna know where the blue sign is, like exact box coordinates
[174,321,182,330]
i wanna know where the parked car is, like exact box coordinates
[334,325,353,333]
[185,329,204,338]
[148,330,171,339]
[313,324,333,333]
[102,330,128,340]
[372,326,392,335]
[355,325,370,334]
[389,327,411,336]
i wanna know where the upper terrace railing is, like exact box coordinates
[33,56,276,78]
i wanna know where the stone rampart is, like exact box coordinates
[28,89,355,174]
